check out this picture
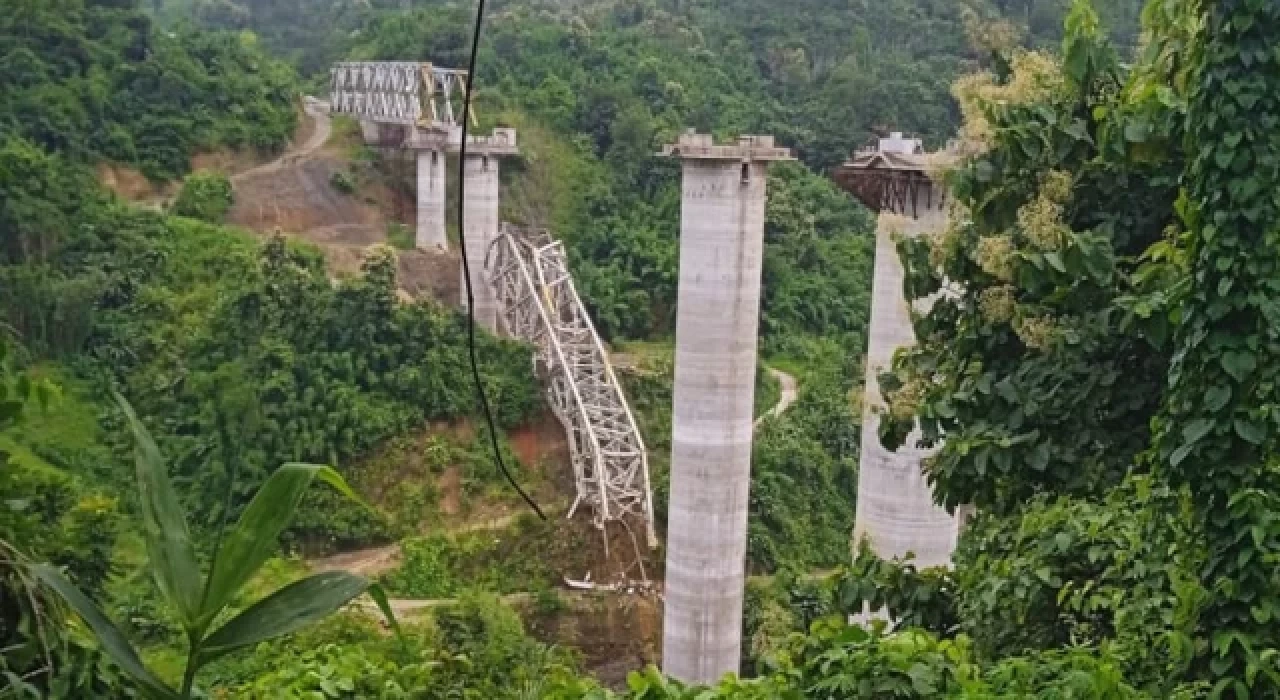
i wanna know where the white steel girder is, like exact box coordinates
[488,225,657,548]
[329,61,471,128]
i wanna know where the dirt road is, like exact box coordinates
[224,97,461,302]
[755,367,799,428]
[231,97,333,185]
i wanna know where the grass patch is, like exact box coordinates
[386,222,414,250]
[381,516,592,598]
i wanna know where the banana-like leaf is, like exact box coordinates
[365,582,402,638]
[197,572,371,664]
[198,464,364,630]
[114,392,202,630]
[32,565,178,700]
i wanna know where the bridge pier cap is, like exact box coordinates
[659,130,791,685]
[401,126,519,156]
[659,129,792,162]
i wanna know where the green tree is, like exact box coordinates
[1149,0,1280,693]
[880,1,1178,514]
[170,170,234,222]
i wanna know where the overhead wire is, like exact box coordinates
[455,0,546,520]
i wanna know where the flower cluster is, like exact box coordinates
[929,220,963,271]
[962,8,1023,57]
[1018,170,1073,251]
[879,212,912,237]
[953,50,1068,152]
[974,235,1016,282]
[1018,198,1066,251]
[978,285,1017,325]
[1013,314,1058,351]
[886,378,926,422]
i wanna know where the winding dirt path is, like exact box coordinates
[308,508,559,583]
[231,98,332,185]
[755,367,799,428]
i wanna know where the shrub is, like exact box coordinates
[329,170,356,194]
[170,171,234,222]
[952,477,1204,692]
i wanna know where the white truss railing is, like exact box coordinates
[488,225,657,548]
[329,61,471,128]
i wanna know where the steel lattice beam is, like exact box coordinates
[329,61,471,128]
[488,225,657,547]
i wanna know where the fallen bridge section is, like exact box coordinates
[488,225,657,555]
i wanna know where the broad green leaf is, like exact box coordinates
[1234,418,1266,445]
[1220,350,1257,382]
[1027,442,1050,472]
[114,392,202,630]
[1205,385,1233,412]
[366,582,403,638]
[1182,418,1214,445]
[1170,442,1194,468]
[1064,41,1089,86]
[198,572,371,664]
[199,464,365,629]
[31,565,177,700]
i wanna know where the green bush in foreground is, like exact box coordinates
[33,395,396,699]
[210,595,583,699]
[546,617,1205,699]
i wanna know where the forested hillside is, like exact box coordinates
[19,0,1271,698]
[2,0,296,179]
[162,0,1146,167]
[2,1,543,695]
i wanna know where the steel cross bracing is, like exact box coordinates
[329,62,471,128]
[489,225,657,549]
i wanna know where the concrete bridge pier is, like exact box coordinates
[458,128,518,335]
[832,133,966,571]
[461,153,501,332]
[416,149,447,250]
[660,131,792,684]
[854,199,962,568]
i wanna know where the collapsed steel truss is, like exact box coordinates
[329,61,471,128]
[489,225,657,548]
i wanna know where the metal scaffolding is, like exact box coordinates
[488,225,657,551]
[329,61,472,128]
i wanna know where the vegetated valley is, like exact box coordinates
[9,0,1280,698]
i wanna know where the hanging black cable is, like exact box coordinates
[456,0,546,520]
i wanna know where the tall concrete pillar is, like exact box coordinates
[853,186,962,569]
[460,152,501,333]
[661,132,792,684]
[416,149,447,250]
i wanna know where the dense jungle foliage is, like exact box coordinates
[1,1,539,695]
[23,0,1280,698]
[2,0,297,180]
[862,0,1280,696]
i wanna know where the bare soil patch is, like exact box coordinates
[311,543,402,578]
[439,465,462,516]
[190,148,267,176]
[97,163,173,203]
[525,592,663,687]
